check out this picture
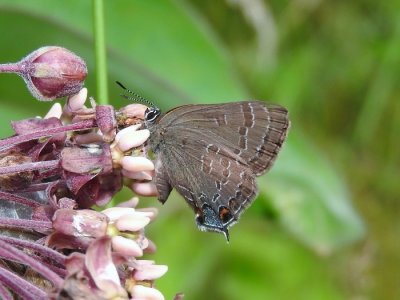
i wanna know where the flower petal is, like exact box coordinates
[135,208,158,220]
[115,215,150,232]
[117,129,150,151]
[131,182,158,196]
[85,237,121,289]
[134,264,168,281]
[122,170,153,181]
[67,87,87,112]
[44,103,62,119]
[102,207,136,222]
[121,156,154,172]
[114,124,141,143]
[116,197,140,208]
[130,285,165,300]
[112,236,143,257]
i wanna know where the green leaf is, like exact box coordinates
[0,0,364,253]
[262,131,365,254]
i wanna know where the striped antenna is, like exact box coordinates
[116,81,157,108]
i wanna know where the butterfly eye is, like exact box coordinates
[145,107,160,123]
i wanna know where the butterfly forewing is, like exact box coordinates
[158,102,288,173]
[146,101,289,238]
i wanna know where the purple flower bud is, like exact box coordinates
[0,46,87,101]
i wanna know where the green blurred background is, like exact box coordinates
[0,0,398,299]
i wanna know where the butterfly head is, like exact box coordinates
[144,106,161,124]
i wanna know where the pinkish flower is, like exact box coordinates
[102,207,156,257]
[61,236,168,300]
[0,47,172,299]
[61,236,128,299]
[0,85,157,207]
[110,124,158,197]
[47,204,158,256]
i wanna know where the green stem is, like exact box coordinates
[93,0,108,104]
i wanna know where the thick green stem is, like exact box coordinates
[93,0,108,104]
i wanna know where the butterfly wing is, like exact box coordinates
[149,101,289,238]
[158,101,289,175]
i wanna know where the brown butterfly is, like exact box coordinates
[118,83,289,240]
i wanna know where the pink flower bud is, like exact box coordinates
[133,262,168,281]
[44,103,62,119]
[116,129,150,152]
[130,285,165,300]
[121,156,154,172]
[111,236,144,257]
[1,46,87,101]
[64,87,88,114]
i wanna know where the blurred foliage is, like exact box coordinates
[0,0,399,299]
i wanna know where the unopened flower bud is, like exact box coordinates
[130,285,165,300]
[0,46,87,101]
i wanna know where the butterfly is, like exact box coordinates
[117,82,290,241]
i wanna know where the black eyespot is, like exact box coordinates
[145,107,160,123]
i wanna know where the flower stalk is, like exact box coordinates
[0,63,22,73]
[0,267,48,300]
[0,240,64,289]
[0,160,59,175]
[0,119,97,149]
[0,191,40,208]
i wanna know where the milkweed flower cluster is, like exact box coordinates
[0,47,170,300]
